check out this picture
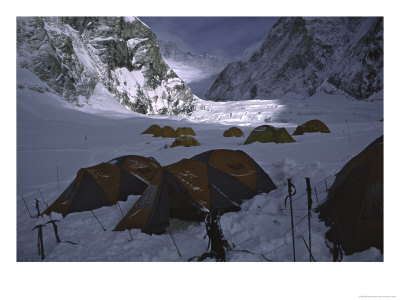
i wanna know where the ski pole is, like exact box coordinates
[287,179,296,262]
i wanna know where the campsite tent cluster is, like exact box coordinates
[142,120,331,147]
[43,126,383,257]
[141,124,200,148]
[243,120,331,144]
[44,150,276,234]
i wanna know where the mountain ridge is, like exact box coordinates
[206,17,383,101]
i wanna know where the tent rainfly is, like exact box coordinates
[176,127,196,136]
[244,125,295,144]
[141,124,161,135]
[292,119,331,135]
[223,127,244,137]
[318,136,383,255]
[171,136,200,148]
[153,126,178,138]
[114,149,276,233]
[43,155,161,217]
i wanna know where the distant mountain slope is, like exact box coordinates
[17,17,196,115]
[206,17,383,101]
[157,40,227,98]
[158,40,227,75]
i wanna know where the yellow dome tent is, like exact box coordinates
[244,125,295,144]
[171,136,200,148]
[293,120,331,135]
[223,127,244,137]
[153,126,179,138]
[141,124,161,135]
[176,127,196,136]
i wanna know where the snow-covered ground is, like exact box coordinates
[17,67,383,262]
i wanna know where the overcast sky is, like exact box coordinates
[140,17,278,59]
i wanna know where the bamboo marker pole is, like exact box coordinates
[287,179,296,262]
[38,187,48,208]
[305,177,313,262]
[346,120,350,142]
[56,166,60,190]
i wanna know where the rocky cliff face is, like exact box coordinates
[17,17,196,115]
[206,17,383,101]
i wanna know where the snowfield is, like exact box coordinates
[17,67,383,262]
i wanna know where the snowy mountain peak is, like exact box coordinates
[206,17,383,101]
[17,17,196,115]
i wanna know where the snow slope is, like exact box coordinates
[17,68,383,262]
